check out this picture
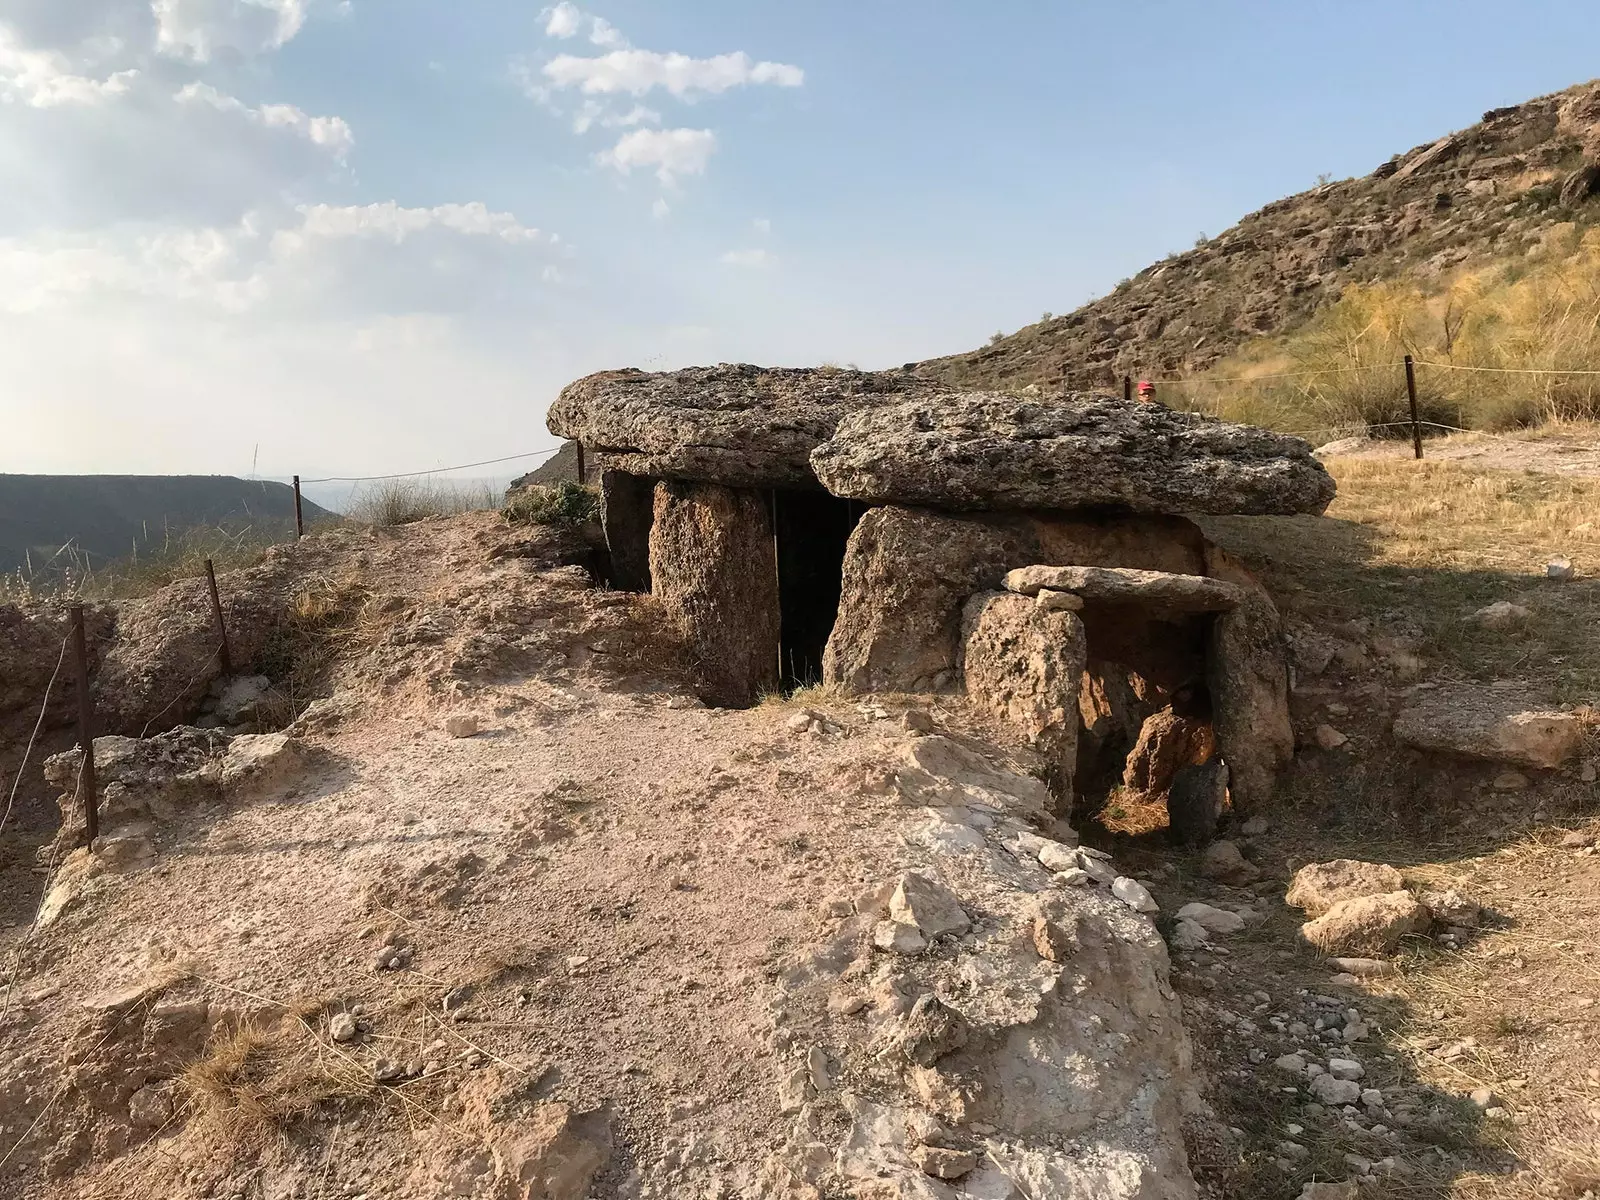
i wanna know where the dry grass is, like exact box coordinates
[178,1011,371,1147]
[0,525,288,606]
[1203,456,1600,706]
[348,478,498,527]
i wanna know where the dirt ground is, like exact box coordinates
[1,441,1599,1198]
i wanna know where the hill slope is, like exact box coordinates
[0,475,331,575]
[922,79,1600,394]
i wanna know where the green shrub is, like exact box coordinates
[502,482,600,529]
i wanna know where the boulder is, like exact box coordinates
[1470,600,1530,630]
[1286,860,1406,917]
[1299,891,1431,955]
[546,364,941,489]
[960,592,1085,803]
[1199,840,1260,885]
[1004,566,1245,616]
[810,393,1336,516]
[888,873,970,939]
[1203,544,1294,811]
[824,506,1208,694]
[1392,692,1584,769]
[648,480,779,708]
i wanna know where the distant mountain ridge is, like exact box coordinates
[920,78,1600,392]
[0,475,331,575]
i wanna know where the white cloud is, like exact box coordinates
[544,48,804,100]
[720,247,774,269]
[753,217,771,235]
[650,197,670,221]
[572,99,658,134]
[599,127,715,183]
[152,0,310,62]
[0,29,141,107]
[588,16,625,49]
[177,82,354,158]
[542,2,582,39]
[0,202,558,316]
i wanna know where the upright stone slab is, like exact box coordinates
[649,481,778,708]
[960,592,1086,807]
[824,506,1207,695]
[600,470,655,593]
[1203,544,1293,812]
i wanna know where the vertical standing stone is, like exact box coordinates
[959,591,1086,809]
[1203,544,1293,812]
[649,481,779,708]
[600,470,655,593]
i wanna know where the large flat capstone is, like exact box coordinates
[810,393,1336,516]
[547,367,1337,516]
[546,365,940,490]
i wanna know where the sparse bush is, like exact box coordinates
[502,481,600,529]
[347,477,497,527]
[1,524,287,605]
[988,330,1006,346]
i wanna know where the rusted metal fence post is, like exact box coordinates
[1123,375,1132,404]
[1405,355,1423,460]
[204,558,233,676]
[292,475,305,538]
[575,442,587,485]
[69,605,99,845]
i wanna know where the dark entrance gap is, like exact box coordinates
[1073,605,1216,824]
[770,489,865,692]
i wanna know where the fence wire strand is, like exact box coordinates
[301,447,562,485]
[1,634,70,840]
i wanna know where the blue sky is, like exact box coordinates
[3,0,1599,480]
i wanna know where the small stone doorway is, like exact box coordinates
[770,490,865,692]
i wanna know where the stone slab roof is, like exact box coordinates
[547,365,1336,516]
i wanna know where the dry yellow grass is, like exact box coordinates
[1204,455,1600,705]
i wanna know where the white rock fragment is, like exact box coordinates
[1176,902,1246,936]
[888,873,970,938]
[873,921,927,955]
[1328,1057,1365,1080]
[1112,877,1159,914]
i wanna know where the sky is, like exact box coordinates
[3,1,1600,482]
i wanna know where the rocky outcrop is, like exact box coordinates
[1392,691,1587,769]
[825,508,1210,694]
[810,394,1336,516]
[919,80,1600,392]
[0,602,115,735]
[771,733,1200,1198]
[1005,565,1245,616]
[960,592,1085,803]
[648,480,779,707]
[1203,544,1294,812]
[547,364,939,489]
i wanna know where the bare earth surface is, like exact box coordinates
[1325,428,1600,477]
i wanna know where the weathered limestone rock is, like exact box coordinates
[1203,544,1293,811]
[1286,860,1406,917]
[1299,891,1431,955]
[547,364,940,488]
[811,393,1336,515]
[599,469,655,592]
[960,592,1085,803]
[648,481,779,708]
[1393,692,1586,769]
[824,506,1208,694]
[1122,706,1212,796]
[1004,566,1245,616]
[888,873,970,939]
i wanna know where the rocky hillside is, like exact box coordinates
[921,79,1600,392]
[0,475,331,576]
